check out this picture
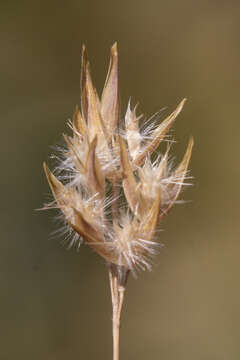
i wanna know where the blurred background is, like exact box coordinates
[1,0,240,359]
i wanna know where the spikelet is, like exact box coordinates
[43,43,193,273]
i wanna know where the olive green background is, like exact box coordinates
[1,1,240,359]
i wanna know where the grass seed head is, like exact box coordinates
[43,43,193,272]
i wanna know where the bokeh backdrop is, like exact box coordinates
[1,1,240,359]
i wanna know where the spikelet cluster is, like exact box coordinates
[43,43,193,272]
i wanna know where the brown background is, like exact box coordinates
[1,1,240,359]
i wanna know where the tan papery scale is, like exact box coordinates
[71,208,119,264]
[86,136,105,196]
[125,102,143,160]
[85,63,107,141]
[119,135,148,217]
[72,105,87,137]
[159,137,194,220]
[101,42,120,137]
[133,99,186,168]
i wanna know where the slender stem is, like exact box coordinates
[117,286,125,320]
[113,306,120,360]
[108,264,128,360]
